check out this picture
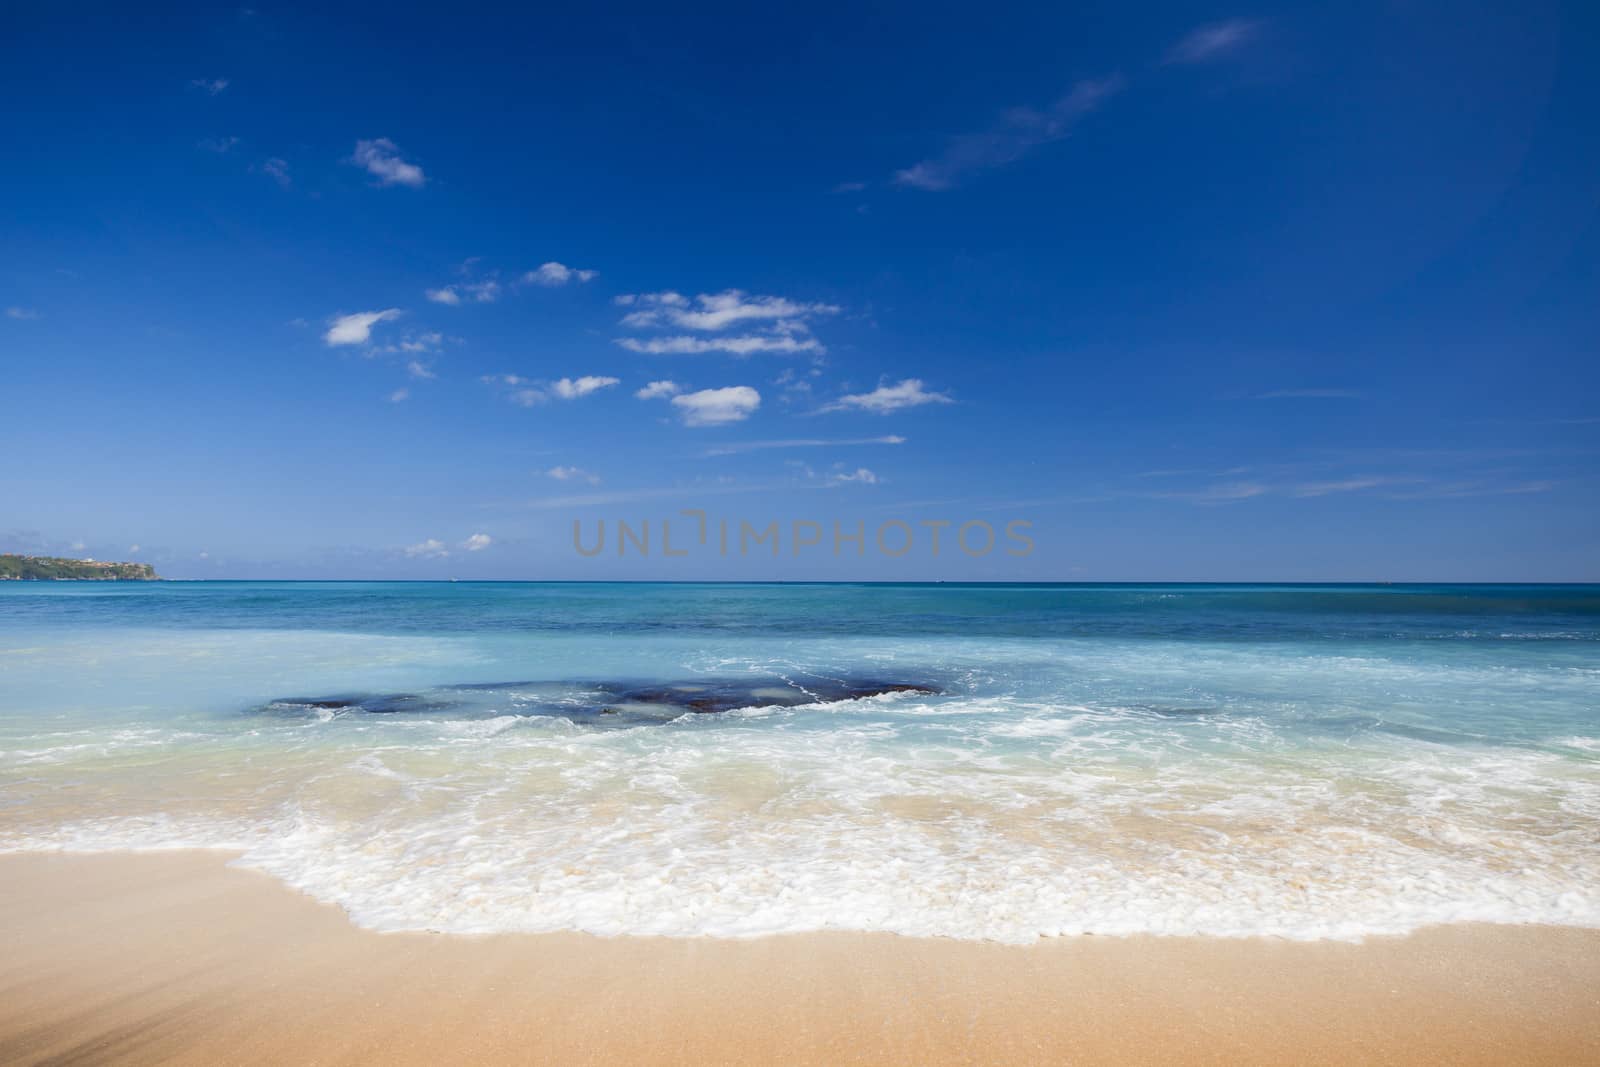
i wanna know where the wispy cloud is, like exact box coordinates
[482,373,618,406]
[820,378,953,414]
[522,262,597,286]
[380,330,443,355]
[324,309,402,346]
[1255,388,1362,400]
[670,386,761,426]
[406,359,436,380]
[547,465,601,485]
[1291,476,1399,497]
[701,435,907,457]
[257,157,291,188]
[1134,461,1559,505]
[5,307,39,321]
[1384,480,1556,500]
[828,467,880,485]
[197,136,240,153]
[387,388,410,403]
[516,482,767,511]
[774,366,818,396]
[349,138,425,188]
[617,290,839,332]
[1137,466,1252,479]
[1167,18,1263,64]
[634,380,681,400]
[891,18,1260,192]
[426,279,499,305]
[1145,481,1271,503]
[894,76,1123,191]
[549,375,620,399]
[401,534,490,558]
[403,538,449,559]
[615,289,838,357]
[618,333,823,356]
[189,77,229,95]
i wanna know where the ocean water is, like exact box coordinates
[1,581,1597,943]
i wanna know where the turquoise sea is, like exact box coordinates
[1,582,1597,941]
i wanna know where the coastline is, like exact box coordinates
[3,852,1598,1065]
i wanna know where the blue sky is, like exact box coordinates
[3,1,1597,580]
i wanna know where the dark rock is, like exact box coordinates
[258,674,941,726]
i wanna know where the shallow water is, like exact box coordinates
[2,581,1597,942]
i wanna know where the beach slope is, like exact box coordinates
[2,852,1598,1065]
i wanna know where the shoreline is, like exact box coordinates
[4,852,1598,1065]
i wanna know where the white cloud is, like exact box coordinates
[426,280,499,305]
[618,334,823,356]
[550,375,620,399]
[406,359,436,380]
[820,378,953,414]
[198,136,239,153]
[635,379,681,399]
[403,538,449,559]
[396,331,443,353]
[485,373,619,406]
[521,482,764,510]
[189,77,229,95]
[1195,482,1270,501]
[1385,480,1556,500]
[258,157,291,188]
[1168,18,1262,64]
[547,465,601,485]
[5,307,38,320]
[324,309,402,346]
[829,467,880,485]
[893,76,1122,191]
[128,545,141,554]
[671,386,761,426]
[523,262,597,286]
[700,435,906,457]
[618,289,838,332]
[1292,477,1394,498]
[387,388,410,403]
[1144,481,1271,504]
[774,366,823,395]
[461,533,492,552]
[350,138,425,188]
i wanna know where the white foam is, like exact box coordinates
[4,712,1599,943]
[5,629,1599,943]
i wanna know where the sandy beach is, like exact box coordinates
[0,852,1595,1065]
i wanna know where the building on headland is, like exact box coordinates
[0,554,159,580]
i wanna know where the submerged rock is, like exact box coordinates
[256,675,939,726]
[597,679,937,716]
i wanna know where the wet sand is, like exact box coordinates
[2,851,1598,1065]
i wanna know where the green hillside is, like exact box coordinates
[0,554,158,580]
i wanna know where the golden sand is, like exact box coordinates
[2,852,1597,1065]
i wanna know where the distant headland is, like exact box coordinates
[0,554,158,581]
